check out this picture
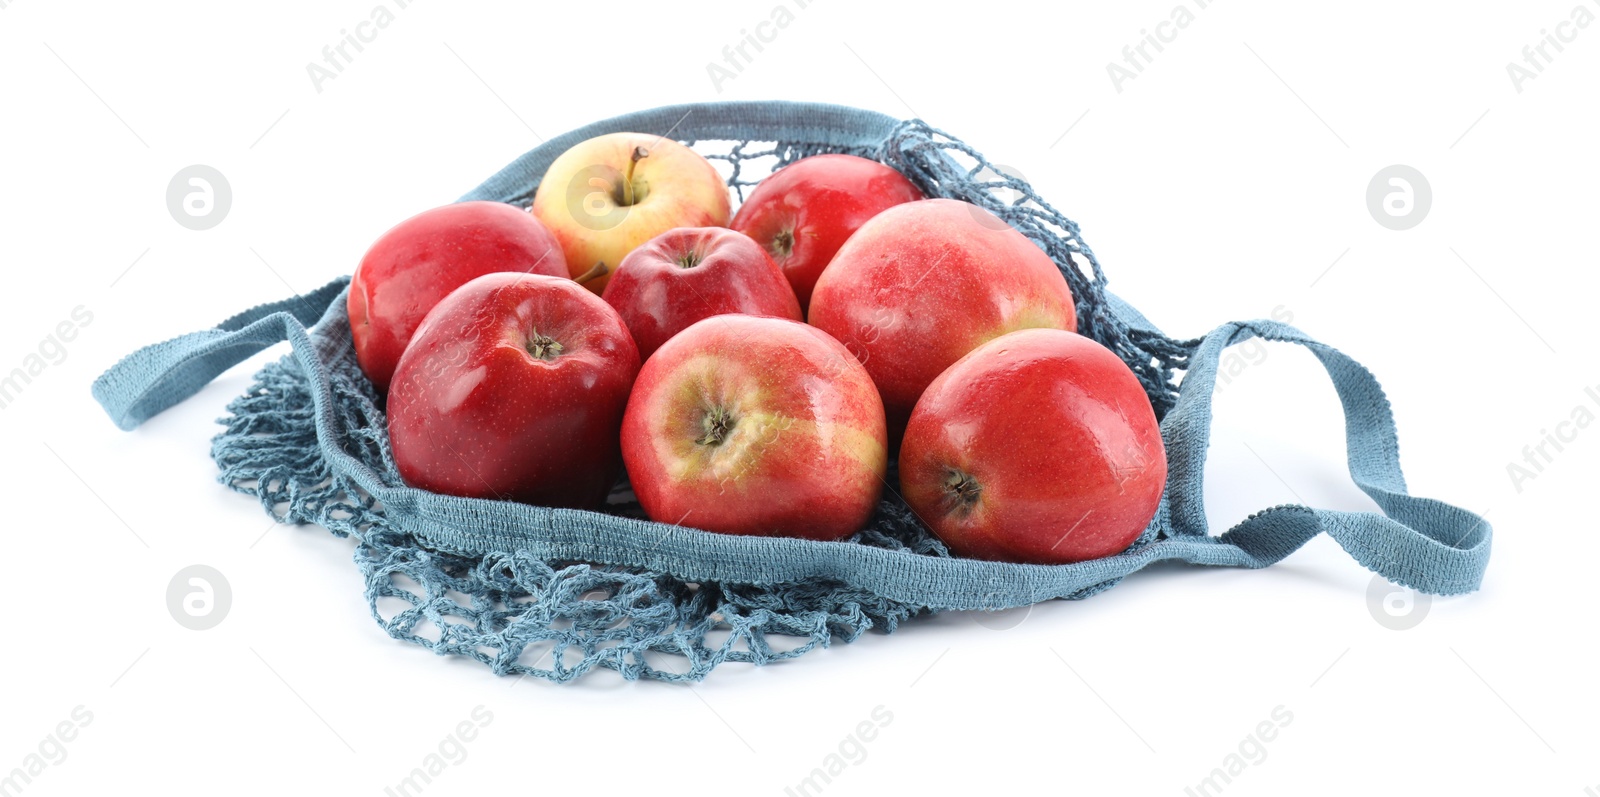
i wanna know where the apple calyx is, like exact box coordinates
[525,331,565,361]
[696,406,736,447]
[940,468,983,516]
[769,229,795,259]
[574,261,610,285]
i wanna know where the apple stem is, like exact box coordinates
[618,146,649,205]
[574,261,610,285]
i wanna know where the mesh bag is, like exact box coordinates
[92,101,1491,683]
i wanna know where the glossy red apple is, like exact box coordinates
[601,227,801,360]
[730,154,923,313]
[808,198,1078,440]
[348,201,568,392]
[621,315,887,541]
[899,328,1166,564]
[387,272,640,509]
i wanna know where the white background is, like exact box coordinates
[2,0,1596,794]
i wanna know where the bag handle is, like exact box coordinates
[91,277,350,431]
[1159,319,1491,594]
[459,101,904,205]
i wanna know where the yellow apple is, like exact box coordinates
[531,133,731,294]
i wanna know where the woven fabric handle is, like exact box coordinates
[91,277,350,431]
[1158,319,1490,594]
[460,100,903,205]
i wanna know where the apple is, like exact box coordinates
[347,200,568,392]
[807,198,1078,440]
[730,153,923,313]
[386,272,640,510]
[531,132,731,295]
[898,328,1166,564]
[620,315,887,541]
[601,227,801,360]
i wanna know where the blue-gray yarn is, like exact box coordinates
[90,101,1491,683]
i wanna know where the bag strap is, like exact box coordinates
[91,276,351,431]
[459,101,904,205]
[1159,319,1492,594]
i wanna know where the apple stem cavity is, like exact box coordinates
[526,331,565,361]
[675,248,704,269]
[695,407,736,447]
[574,261,610,285]
[941,468,983,516]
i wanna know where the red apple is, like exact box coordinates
[899,328,1166,564]
[387,272,640,509]
[621,315,887,541]
[348,201,568,392]
[807,198,1078,440]
[601,227,801,360]
[531,133,731,295]
[730,154,923,313]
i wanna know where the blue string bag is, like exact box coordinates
[91,102,1491,683]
